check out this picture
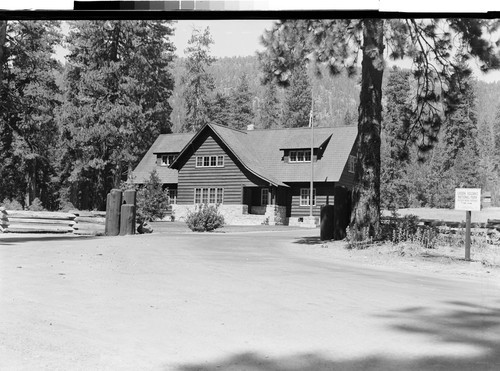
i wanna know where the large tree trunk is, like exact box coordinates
[350,19,385,242]
[0,21,7,101]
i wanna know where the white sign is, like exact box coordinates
[455,188,481,211]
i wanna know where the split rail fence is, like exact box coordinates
[0,207,105,235]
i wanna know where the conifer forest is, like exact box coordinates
[1,19,500,217]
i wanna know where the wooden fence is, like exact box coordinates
[0,209,105,235]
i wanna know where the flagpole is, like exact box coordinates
[309,95,314,218]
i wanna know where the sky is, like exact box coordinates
[171,19,274,57]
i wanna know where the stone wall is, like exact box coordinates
[265,205,287,226]
[288,216,319,228]
[172,204,288,226]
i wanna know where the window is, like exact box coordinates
[195,155,225,168]
[348,155,356,173]
[289,150,311,162]
[194,188,224,204]
[194,188,201,204]
[216,188,223,204]
[161,154,176,166]
[261,188,269,206]
[217,155,224,166]
[300,188,316,206]
[168,189,177,204]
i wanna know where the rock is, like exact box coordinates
[137,222,153,234]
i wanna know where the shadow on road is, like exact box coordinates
[293,236,324,245]
[175,300,500,371]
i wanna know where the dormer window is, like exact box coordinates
[161,154,176,166]
[290,150,311,162]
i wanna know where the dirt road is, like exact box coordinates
[1,230,499,370]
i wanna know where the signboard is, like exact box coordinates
[455,188,481,211]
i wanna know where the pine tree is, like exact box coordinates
[230,73,254,130]
[211,91,232,126]
[59,20,175,210]
[342,110,357,126]
[260,81,281,129]
[259,18,500,241]
[0,21,62,209]
[380,67,414,209]
[281,65,312,128]
[182,27,216,133]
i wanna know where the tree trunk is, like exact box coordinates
[350,19,385,242]
[0,21,7,104]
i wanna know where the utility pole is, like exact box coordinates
[309,95,314,218]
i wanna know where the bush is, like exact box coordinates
[28,198,45,211]
[381,213,438,249]
[186,204,225,232]
[1,198,23,210]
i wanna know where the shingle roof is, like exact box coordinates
[131,133,192,184]
[242,125,358,182]
[133,124,358,185]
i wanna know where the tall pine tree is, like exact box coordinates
[0,21,62,209]
[182,27,216,133]
[260,81,281,129]
[230,73,254,130]
[59,20,175,210]
[281,65,312,128]
[380,67,414,209]
[260,19,500,240]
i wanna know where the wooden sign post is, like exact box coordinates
[454,188,481,261]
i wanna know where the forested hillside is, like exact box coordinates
[169,55,360,131]
[1,20,500,211]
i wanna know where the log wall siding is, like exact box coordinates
[287,182,335,217]
[177,132,268,205]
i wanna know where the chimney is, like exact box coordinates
[247,124,255,131]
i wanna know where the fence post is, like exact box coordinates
[120,189,136,236]
[105,189,122,236]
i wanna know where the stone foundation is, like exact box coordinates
[288,216,319,228]
[265,205,287,226]
[172,204,288,226]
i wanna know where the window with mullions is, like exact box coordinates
[195,155,224,167]
[289,150,312,162]
[161,154,176,166]
[193,188,224,204]
[300,188,316,206]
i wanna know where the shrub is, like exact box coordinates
[28,198,45,211]
[381,213,438,249]
[1,198,23,210]
[59,200,76,212]
[134,170,169,224]
[186,204,224,232]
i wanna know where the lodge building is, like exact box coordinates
[132,123,358,229]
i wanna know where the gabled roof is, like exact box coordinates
[170,123,287,187]
[242,125,358,182]
[131,133,192,184]
[133,124,358,185]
